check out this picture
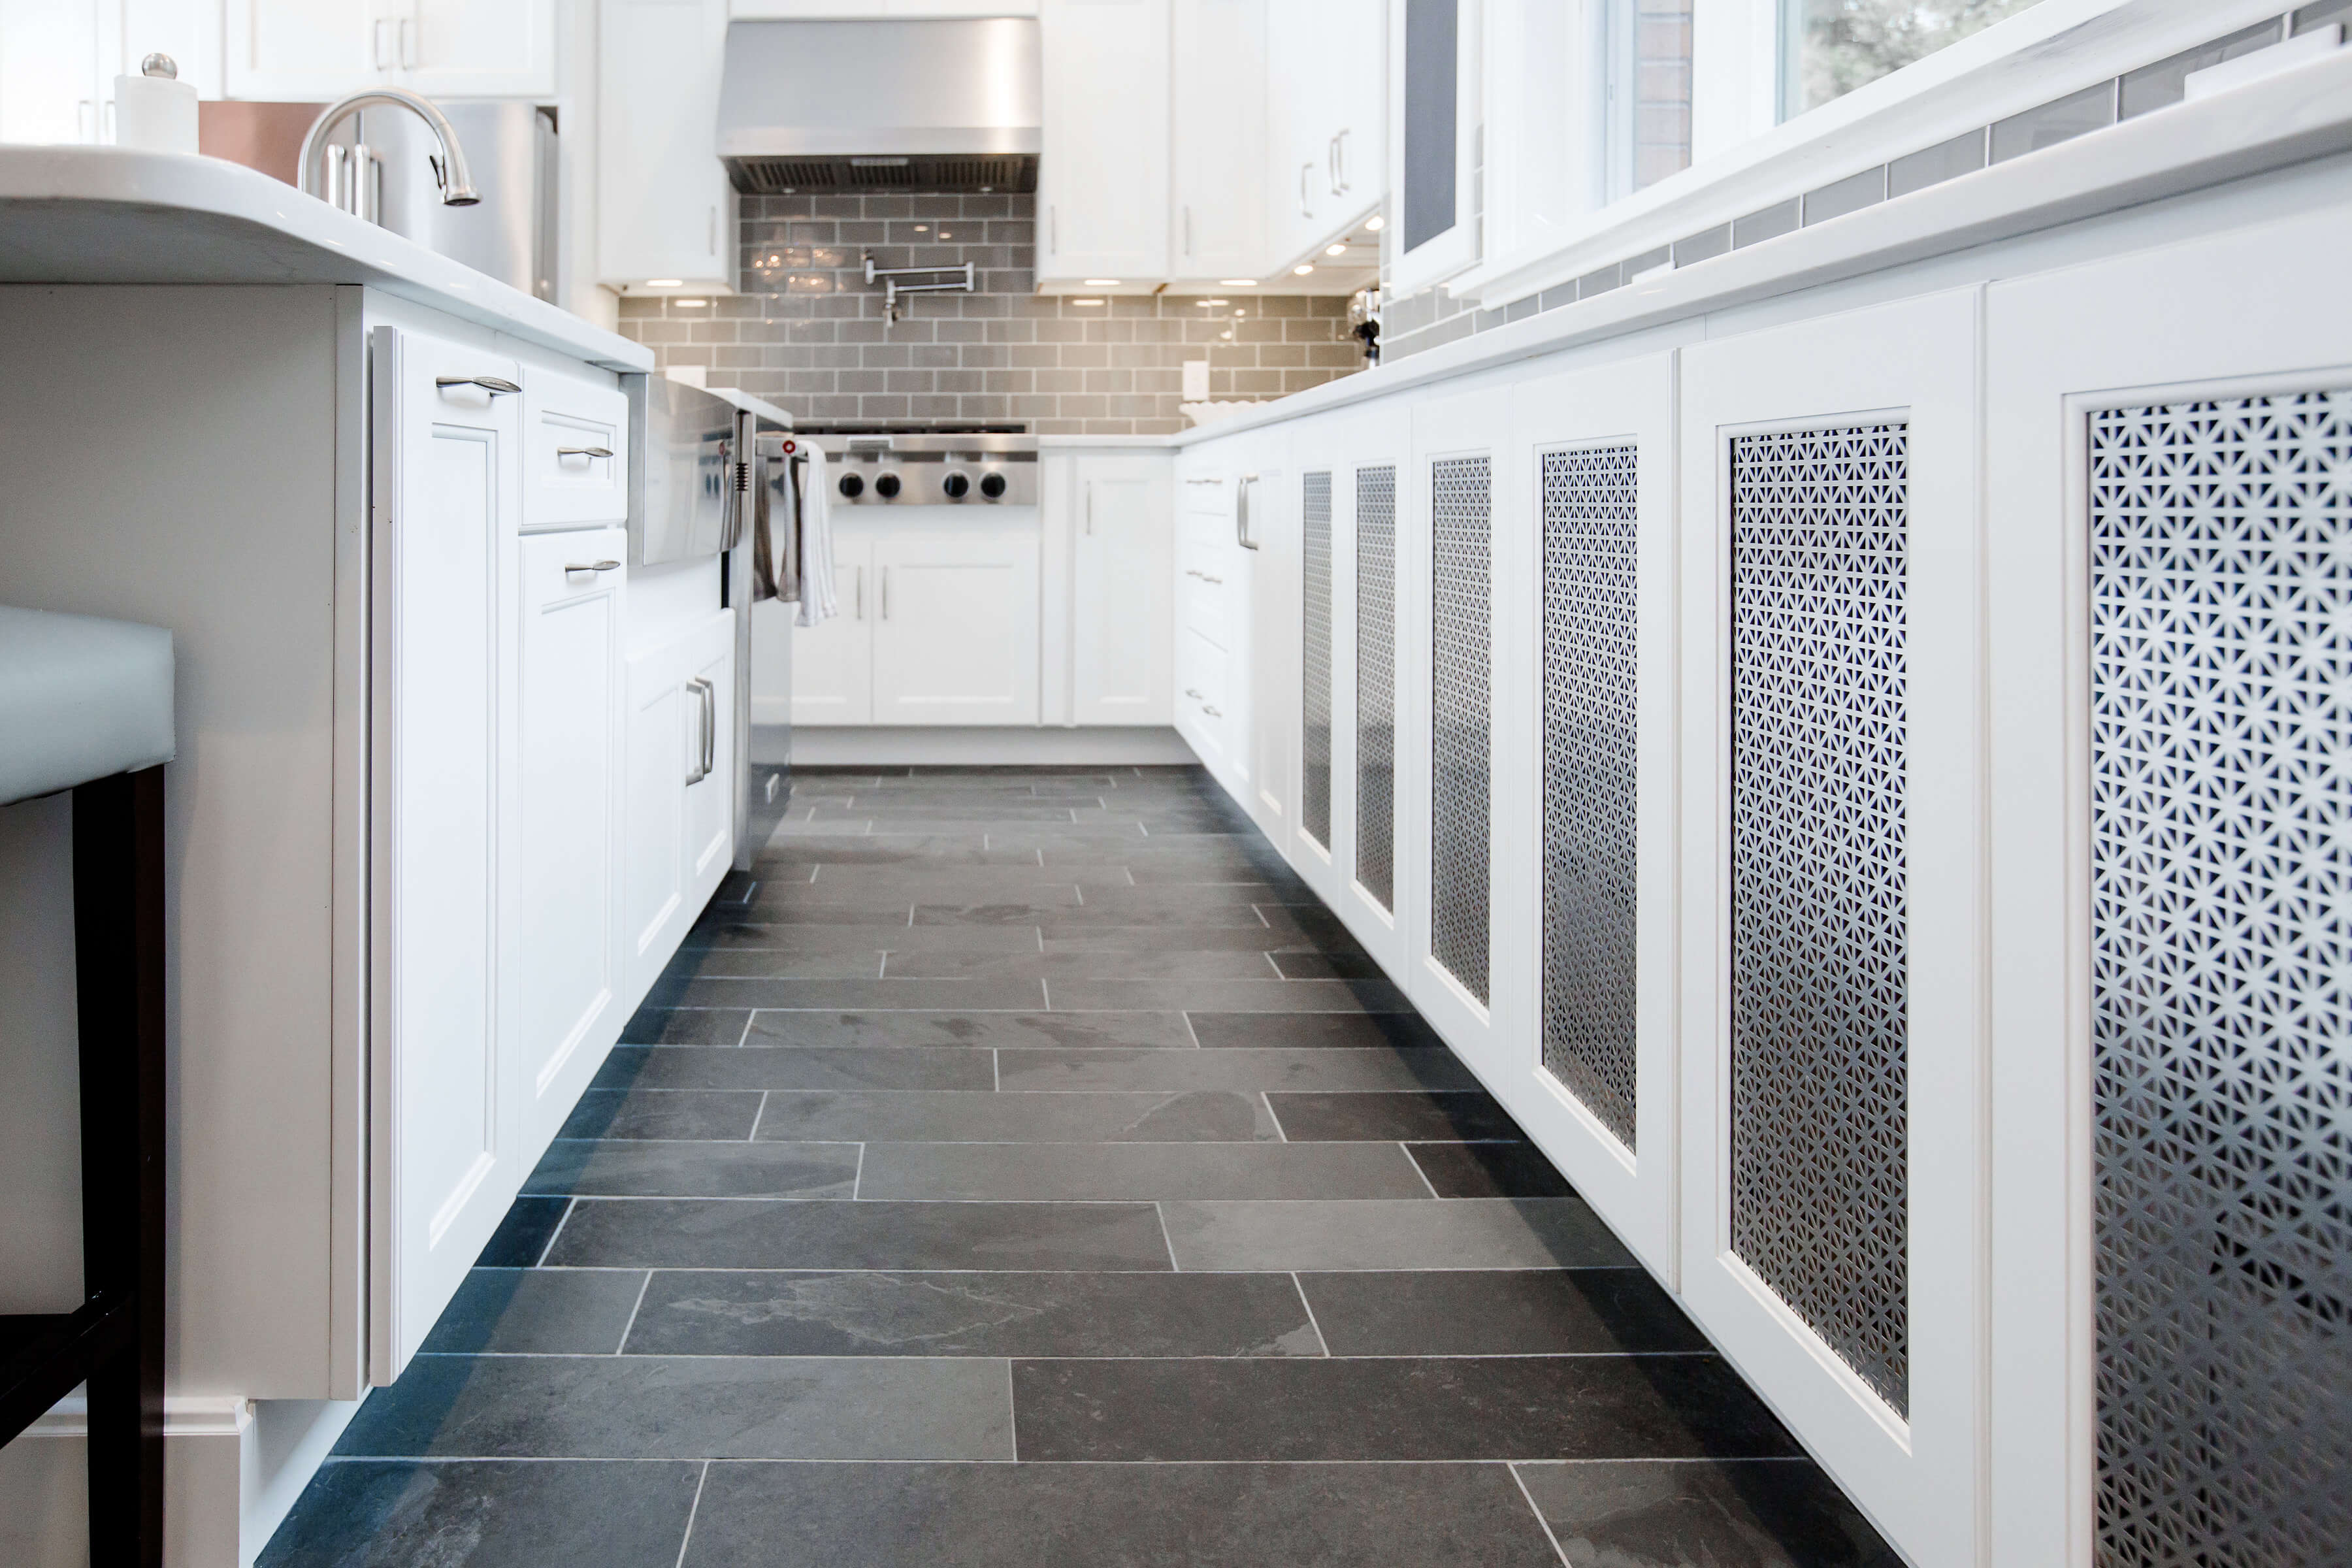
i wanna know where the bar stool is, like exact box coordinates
[0,606,174,1568]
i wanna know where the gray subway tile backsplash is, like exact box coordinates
[1991,80,2117,164]
[1887,129,1988,199]
[615,191,1361,435]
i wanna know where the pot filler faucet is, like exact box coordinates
[295,88,480,218]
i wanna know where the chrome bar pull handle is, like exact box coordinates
[557,445,614,460]
[436,374,520,395]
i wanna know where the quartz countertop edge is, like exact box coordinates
[0,145,651,372]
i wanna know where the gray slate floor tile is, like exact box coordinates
[1407,1140,1582,1198]
[334,1354,1013,1460]
[474,1196,570,1267]
[1010,1355,1801,1462]
[753,1088,1279,1143]
[259,1460,702,1568]
[1267,949,1391,979]
[676,1461,1564,1567]
[659,948,887,979]
[1040,926,1360,956]
[855,1141,1431,1201]
[655,977,1050,1011]
[1267,1090,1526,1143]
[743,1009,1194,1050]
[545,1198,1174,1271]
[879,949,1287,981]
[1514,1458,1904,1567]
[1188,1011,1448,1050]
[1047,979,1414,1013]
[596,1043,996,1092]
[557,1088,765,1142]
[1298,1269,1712,1357]
[617,1005,750,1045]
[683,923,1042,955]
[1160,1198,1636,1271]
[419,1268,650,1355]
[994,1045,1481,1094]
[755,837,1043,867]
[523,1139,860,1200]
[625,1269,1319,1357]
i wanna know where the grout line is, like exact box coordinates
[851,1142,865,1200]
[1251,904,1272,928]
[1039,978,1053,1011]
[1509,1462,1573,1568]
[992,1049,1001,1091]
[748,1091,768,1141]
[1288,1272,1333,1358]
[1262,1092,1288,1142]
[1404,1143,1444,1199]
[733,1011,755,1049]
[1262,951,1286,979]
[808,865,821,883]
[534,1198,578,1267]
[614,1270,655,1354]
[1152,1201,1180,1271]
[672,1460,711,1568]
[1005,1360,1019,1463]
[1181,1011,1203,1049]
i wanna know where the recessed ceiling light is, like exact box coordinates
[1365,215,1385,231]
[1219,279,1257,287]
[676,299,708,308]
[1293,263,1315,275]
[1220,329,1234,340]
[1199,299,1228,306]
[647,279,683,287]
[1084,279,1121,287]
[1071,297,1105,306]
[1325,243,1347,256]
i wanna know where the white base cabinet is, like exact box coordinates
[1044,450,1175,727]
[624,606,735,1003]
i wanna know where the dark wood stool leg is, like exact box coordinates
[73,766,167,1568]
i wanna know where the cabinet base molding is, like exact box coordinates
[791,725,1200,768]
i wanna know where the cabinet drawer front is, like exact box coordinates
[521,526,629,609]
[1180,472,1232,519]
[527,373,629,529]
[1180,563,1230,649]
[1179,627,1227,721]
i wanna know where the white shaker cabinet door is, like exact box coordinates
[789,538,876,726]
[225,0,379,100]
[872,529,1041,726]
[1037,0,1170,283]
[1170,0,1267,282]
[623,607,736,1003]
[597,0,736,291]
[368,324,525,1382]
[404,0,557,98]
[507,528,627,1167]
[1072,457,1173,725]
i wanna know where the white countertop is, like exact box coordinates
[0,146,651,372]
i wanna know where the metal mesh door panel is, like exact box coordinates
[1728,421,1910,1416]
[1302,471,1334,850]
[1541,444,1641,1149]
[1431,455,1493,1004]
[1356,466,1397,909]
[2088,391,2352,1567]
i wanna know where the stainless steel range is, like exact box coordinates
[807,431,1038,506]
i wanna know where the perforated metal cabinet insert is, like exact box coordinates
[1541,444,1640,1150]
[1727,420,1910,1417]
[1429,455,1492,1005]
[1356,466,1398,911]
[1301,471,1335,851]
[2087,391,2352,1567]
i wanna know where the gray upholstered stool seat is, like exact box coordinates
[0,606,175,806]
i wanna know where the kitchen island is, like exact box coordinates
[0,146,728,1567]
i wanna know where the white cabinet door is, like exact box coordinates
[1072,457,1174,725]
[0,0,101,145]
[598,0,736,291]
[1319,0,1384,227]
[789,538,875,725]
[1262,0,1330,266]
[507,529,627,1166]
[623,607,734,1003]
[405,0,556,97]
[872,529,1042,725]
[225,0,378,100]
[368,324,524,1382]
[1170,0,1265,282]
[1038,0,1170,283]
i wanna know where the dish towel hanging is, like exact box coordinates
[795,444,838,627]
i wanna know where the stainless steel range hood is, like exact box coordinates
[717,19,1040,195]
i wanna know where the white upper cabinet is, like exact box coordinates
[1266,0,1384,269]
[1169,0,1266,282]
[1037,0,1171,285]
[598,0,738,292]
[225,0,555,101]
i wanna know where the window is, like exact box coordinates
[1610,0,1695,197]
[1780,0,2044,118]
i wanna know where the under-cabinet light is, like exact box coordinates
[1364,216,1384,231]
[1071,298,1106,306]
[1292,264,1314,275]
[676,299,708,308]
[1325,243,1347,255]
[1218,279,1256,286]
[1084,279,1122,286]
[646,279,683,287]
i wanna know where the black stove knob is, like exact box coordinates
[838,472,864,498]
[875,472,902,499]
[979,470,1008,500]
[941,470,971,500]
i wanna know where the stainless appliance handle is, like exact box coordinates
[880,566,890,620]
[436,374,519,395]
[685,677,715,785]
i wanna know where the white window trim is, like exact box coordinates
[1451,0,2296,309]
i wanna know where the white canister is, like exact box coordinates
[114,55,198,155]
